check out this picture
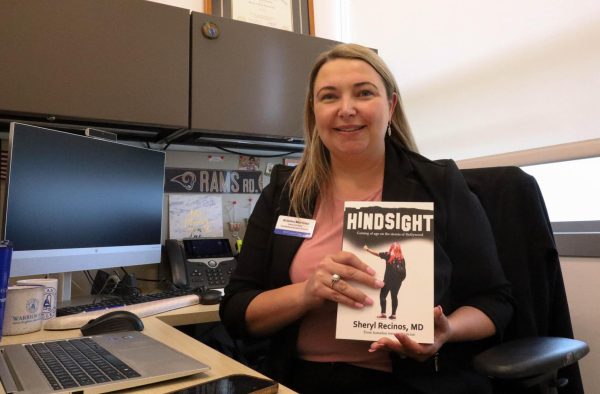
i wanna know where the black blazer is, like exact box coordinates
[220,138,513,388]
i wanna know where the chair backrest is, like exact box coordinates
[460,166,584,394]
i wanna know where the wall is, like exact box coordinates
[146,0,204,12]
[313,0,600,161]
[561,257,600,393]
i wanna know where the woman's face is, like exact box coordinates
[312,58,396,163]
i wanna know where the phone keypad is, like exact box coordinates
[187,259,236,289]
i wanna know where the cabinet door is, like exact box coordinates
[0,0,189,129]
[191,12,338,140]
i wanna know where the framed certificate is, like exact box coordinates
[205,0,315,36]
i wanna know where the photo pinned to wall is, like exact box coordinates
[226,200,239,224]
[239,155,260,171]
[168,195,224,239]
[226,200,242,238]
[223,195,259,246]
[245,195,258,217]
[224,196,259,225]
[284,158,300,167]
[265,162,276,176]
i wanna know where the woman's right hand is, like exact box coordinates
[302,251,384,310]
[245,251,383,336]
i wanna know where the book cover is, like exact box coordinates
[336,201,434,343]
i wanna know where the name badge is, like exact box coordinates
[274,215,316,238]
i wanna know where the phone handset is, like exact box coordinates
[164,239,188,288]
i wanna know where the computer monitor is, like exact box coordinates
[3,123,165,277]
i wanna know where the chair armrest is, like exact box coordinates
[473,337,589,379]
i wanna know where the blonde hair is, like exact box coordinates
[287,43,418,216]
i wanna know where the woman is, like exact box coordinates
[364,243,407,320]
[220,43,513,393]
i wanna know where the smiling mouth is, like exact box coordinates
[334,125,366,132]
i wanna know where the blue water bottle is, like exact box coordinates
[0,240,13,340]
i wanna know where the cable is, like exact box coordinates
[212,144,298,158]
[95,274,120,296]
[108,274,121,284]
[115,281,141,298]
[87,270,107,294]
[84,270,94,286]
[118,267,159,282]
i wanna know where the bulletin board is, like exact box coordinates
[162,153,294,245]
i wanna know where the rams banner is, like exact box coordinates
[164,168,262,194]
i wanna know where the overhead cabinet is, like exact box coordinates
[190,12,338,139]
[0,0,189,130]
[0,1,339,142]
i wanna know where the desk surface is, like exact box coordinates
[0,304,296,393]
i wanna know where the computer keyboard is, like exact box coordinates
[45,289,202,331]
[57,288,199,316]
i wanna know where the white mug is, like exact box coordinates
[16,278,58,320]
[2,285,44,335]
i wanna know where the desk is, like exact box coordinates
[0,304,296,393]
[154,302,221,327]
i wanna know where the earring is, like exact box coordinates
[387,123,392,137]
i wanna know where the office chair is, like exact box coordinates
[461,166,589,394]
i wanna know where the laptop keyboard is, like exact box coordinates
[25,337,140,391]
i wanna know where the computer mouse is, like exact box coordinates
[199,289,222,305]
[80,310,144,336]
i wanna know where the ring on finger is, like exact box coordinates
[331,273,341,289]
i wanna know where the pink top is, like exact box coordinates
[289,187,392,372]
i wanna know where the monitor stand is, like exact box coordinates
[56,272,72,302]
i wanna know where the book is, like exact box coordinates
[336,201,434,343]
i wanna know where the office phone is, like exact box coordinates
[164,238,237,290]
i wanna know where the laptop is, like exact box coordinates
[0,331,210,394]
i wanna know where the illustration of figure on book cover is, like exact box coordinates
[364,242,406,321]
[336,201,435,343]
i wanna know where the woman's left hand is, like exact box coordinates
[369,305,450,362]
